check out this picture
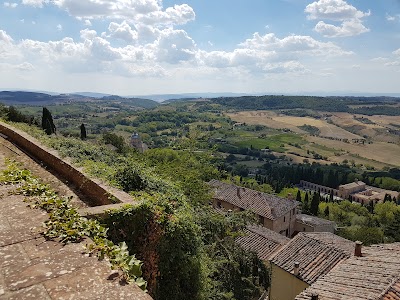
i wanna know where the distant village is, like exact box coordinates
[209,179,400,300]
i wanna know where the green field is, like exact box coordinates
[235,133,305,153]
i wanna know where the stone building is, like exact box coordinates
[296,243,400,300]
[294,214,336,234]
[338,181,366,199]
[130,132,148,153]
[209,180,299,237]
[269,232,355,300]
[300,180,399,205]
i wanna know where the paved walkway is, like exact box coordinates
[0,143,152,299]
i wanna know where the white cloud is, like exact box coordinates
[57,24,63,31]
[155,29,196,64]
[314,18,369,37]
[305,0,370,38]
[84,19,92,26]
[52,0,195,26]
[386,13,400,22]
[0,19,353,81]
[239,32,351,56]
[4,2,18,8]
[22,0,48,8]
[198,32,350,74]
[15,62,35,71]
[370,57,388,62]
[80,28,97,40]
[0,30,13,44]
[106,21,138,43]
[393,48,400,56]
[305,0,370,21]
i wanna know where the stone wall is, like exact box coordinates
[0,122,135,207]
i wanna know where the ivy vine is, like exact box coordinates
[0,160,147,290]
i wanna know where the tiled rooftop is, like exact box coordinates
[295,214,336,228]
[339,181,365,190]
[236,225,289,261]
[295,243,400,300]
[382,278,400,300]
[271,232,354,285]
[209,179,299,220]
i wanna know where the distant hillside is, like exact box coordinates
[210,95,400,115]
[0,91,158,109]
[101,96,159,109]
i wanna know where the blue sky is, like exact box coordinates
[0,0,399,95]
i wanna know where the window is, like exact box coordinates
[259,215,264,225]
[285,229,289,237]
[292,208,296,215]
[217,201,222,208]
[284,216,286,222]
[303,227,306,231]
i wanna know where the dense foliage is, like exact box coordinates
[7,123,269,300]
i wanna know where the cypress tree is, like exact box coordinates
[303,193,309,214]
[296,190,302,202]
[80,124,87,140]
[324,206,330,217]
[329,190,334,202]
[41,107,56,135]
[310,192,320,216]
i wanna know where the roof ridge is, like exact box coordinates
[377,276,400,300]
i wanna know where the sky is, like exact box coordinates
[0,0,399,96]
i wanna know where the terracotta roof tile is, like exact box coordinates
[271,232,354,285]
[295,243,400,300]
[339,181,365,190]
[382,279,400,300]
[236,225,289,261]
[209,180,299,220]
[296,214,336,228]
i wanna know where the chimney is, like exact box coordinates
[355,241,363,257]
[310,293,319,300]
[293,262,300,276]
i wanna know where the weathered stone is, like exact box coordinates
[4,249,98,290]
[0,227,37,247]
[0,284,51,300]
[0,244,29,268]
[19,237,86,261]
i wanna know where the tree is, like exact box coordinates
[384,193,392,202]
[41,107,56,135]
[310,192,320,216]
[103,132,126,153]
[324,206,330,218]
[384,210,400,242]
[80,124,87,140]
[303,193,310,214]
[329,190,334,202]
[296,190,302,202]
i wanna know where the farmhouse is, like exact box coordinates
[269,232,355,300]
[300,180,399,205]
[209,180,299,237]
[130,132,148,153]
[296,243,400,300]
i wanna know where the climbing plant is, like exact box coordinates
[0,160,147,290]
